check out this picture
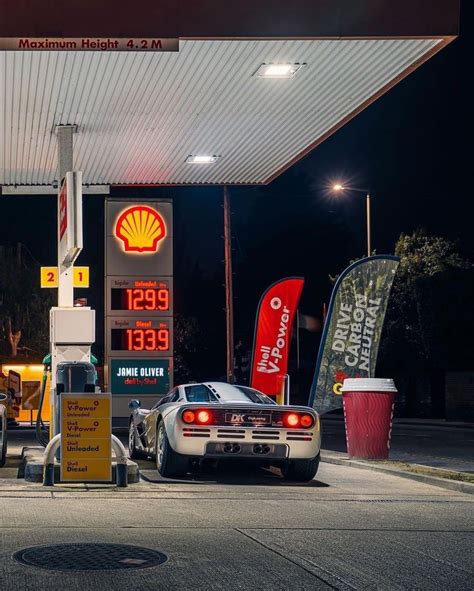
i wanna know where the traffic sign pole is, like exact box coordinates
[57,125,76,307]
[49,126,95,439]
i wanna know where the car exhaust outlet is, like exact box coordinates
[262,445,270,454]
[254,444,263,454]
[223,443,241,454]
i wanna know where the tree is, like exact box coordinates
[173,314,206,384]
[379,229,472,370]
[0,244,54,361]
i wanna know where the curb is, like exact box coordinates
[19,446,140,484]
[321,417,474,430]
[321,451,474,496]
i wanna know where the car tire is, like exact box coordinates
[282,453,320,482]
[128,420,143,459]
[155,420,189,478]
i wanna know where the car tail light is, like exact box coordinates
[196,410,212,425]
[182,410,195,424]
[300,414,314,428]
[284,413,300,428]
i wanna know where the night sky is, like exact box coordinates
[1,1,470,378]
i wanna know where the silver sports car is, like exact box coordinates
[128,382,321,481]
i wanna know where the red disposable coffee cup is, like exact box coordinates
[341,378,397,460]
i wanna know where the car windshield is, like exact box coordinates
[233,386,276,405]
[184,384,218,403]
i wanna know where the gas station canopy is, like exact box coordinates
[0,0,459,187]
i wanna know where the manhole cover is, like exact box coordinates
[13,543,167,571]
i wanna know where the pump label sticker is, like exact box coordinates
[60,393,111,482]
[62,459,112,480]
[63,418,111,438]
[63,397,110,418]
[62,435,111,458]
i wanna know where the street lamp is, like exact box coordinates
[332,184,372,257]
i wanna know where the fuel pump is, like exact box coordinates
[54,360,98,439]
[36,352,100,447]
[49,306,96,437]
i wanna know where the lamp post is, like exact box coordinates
[332,184,372,257]
[223,185,235,384]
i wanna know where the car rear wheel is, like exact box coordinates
[155,420,189,478]
[128,420,143,459]
[282,453,320,482]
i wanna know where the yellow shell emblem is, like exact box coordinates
[115,206,166,253]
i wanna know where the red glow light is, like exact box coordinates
[196,410,212,425]
[285,413,300,428]
[125,288,169,311]
[300,414,314,428]
[125,328,169,351]
[182,410,195,424]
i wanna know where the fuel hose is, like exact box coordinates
[35,357,50,447]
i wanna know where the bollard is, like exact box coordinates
[43,463,55,487]
[43,434,128,487]
[43,434,61,486]
[112,435,128,487]
[0,402,8,467]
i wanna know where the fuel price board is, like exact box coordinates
[105,199,173,424]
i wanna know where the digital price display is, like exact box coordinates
[111,287,170,311]
[107,278,172,316]
[108,317,172,357]
[111,327,170,351]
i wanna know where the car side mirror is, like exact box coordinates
[129,399,141,410]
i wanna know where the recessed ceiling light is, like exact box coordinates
[186,155,219,164]
[254,63,304,79]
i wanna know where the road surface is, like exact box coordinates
[0,429,472,590]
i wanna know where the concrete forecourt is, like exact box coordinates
[0,429,472,590]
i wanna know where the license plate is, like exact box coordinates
[225,412,271,426]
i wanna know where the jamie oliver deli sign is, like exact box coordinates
[111,359,170,396]
[0,38,179,51]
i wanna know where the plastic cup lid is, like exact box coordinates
[341,378,397,393]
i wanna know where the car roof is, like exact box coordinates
[181,382,261,402]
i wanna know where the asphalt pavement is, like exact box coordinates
[0,428,473,590]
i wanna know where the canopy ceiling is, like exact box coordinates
[0,0,458,187]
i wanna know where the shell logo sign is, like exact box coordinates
[115,205,166,253]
